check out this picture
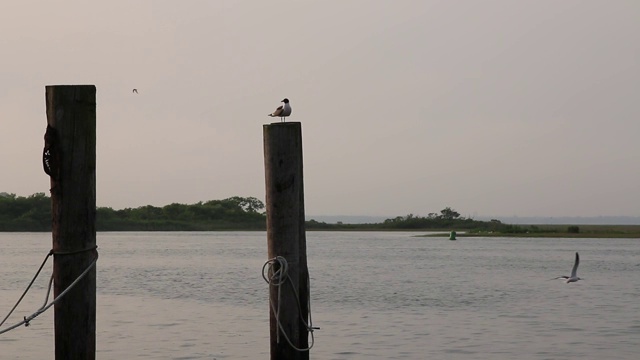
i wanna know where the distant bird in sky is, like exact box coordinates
[132,89,138,94]
[552,252,582,283]
[268,98,291,122]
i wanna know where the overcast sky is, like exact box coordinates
[2,0,639,218]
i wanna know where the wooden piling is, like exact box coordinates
[263,122,309,360]
[45,85,97,360]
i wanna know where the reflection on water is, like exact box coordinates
[1,232,639,359]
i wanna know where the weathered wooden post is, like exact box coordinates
[45,85,97,360]
[263,122,310,360]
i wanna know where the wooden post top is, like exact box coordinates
[264,121,302,126]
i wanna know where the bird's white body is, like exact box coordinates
[280,102,292,117]
[553,252,582,283]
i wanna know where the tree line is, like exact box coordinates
[1,193,513,232]
[0,193,266,231]
[306,207,505,231]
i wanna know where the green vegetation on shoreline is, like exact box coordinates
[422,224,640,239]
[0,193,265,231]
[1,193,639,237]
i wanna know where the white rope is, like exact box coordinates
[0,250,52,329]
[262,256,318,352]
[0,251,98,335]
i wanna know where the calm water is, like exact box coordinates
[1,231,639,359]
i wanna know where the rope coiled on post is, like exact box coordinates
[0,248,98,335]
[262,256,318,352]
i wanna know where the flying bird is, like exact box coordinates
[268,98,291,122]
[552,252,582,283]
[132,89,138,94]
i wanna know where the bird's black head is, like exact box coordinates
[282,98,289,103]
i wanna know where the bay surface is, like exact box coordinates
[1,232,639,359]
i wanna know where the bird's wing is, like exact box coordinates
[551,276,569,280]
[132,89,138,93]
[270,105,283,117]
[570,252,579,278]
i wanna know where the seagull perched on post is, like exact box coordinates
[552,252,582,283]
[268,98,291,122]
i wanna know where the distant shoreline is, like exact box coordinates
[420,224,640,239]
[421,232,640,239]
[308,215,640,226]
[3,193,639,234]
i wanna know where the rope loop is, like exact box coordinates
[262,256,289,286]
[262,256,317,352]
